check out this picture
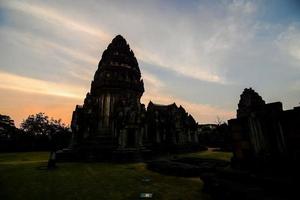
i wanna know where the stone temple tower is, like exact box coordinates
[69,35,149,160]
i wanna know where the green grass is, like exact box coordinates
[0,151,49,163]
[0,152,212,200]
[179,150,233,161]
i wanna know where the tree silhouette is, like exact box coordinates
[20,113,49,135]
[20,112,69,135]
[20,113,71,150]
[0,113,71,152]
[0,114,17,138]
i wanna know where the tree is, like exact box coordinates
[21,113,70,135]
[20,113,71,150]
[0,114,15,128]
[0,114,19,152]
[0,114,17,138]
[215,116,224,126]
[48,118,69,136]
[20,113,49,136]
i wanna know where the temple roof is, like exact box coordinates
[97,35,140,73]
[237,87,266,118]
[147,101,189,114]
[90,35,144,95]
[147,101,177,109]
[238,88,265,107]
[111,35,127,46]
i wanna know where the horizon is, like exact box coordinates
[1,0,300,127]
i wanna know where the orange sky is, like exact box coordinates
[0,70,235,127]
[0,86,235,128]
[2,1,300,128]
[0,88,80,127]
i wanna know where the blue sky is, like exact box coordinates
[0,0,300,126]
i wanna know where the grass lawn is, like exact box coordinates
[179,150,233,161]
[0,151,218,200]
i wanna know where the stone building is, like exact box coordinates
[228,88,300,169]
[147,101,199,152]
[61,35,200,161]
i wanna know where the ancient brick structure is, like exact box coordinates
[147,101,199,152]
[59,35,200,161]
[229,88,300,169]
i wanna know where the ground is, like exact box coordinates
[178,149,233,161]
[0,151,232,200]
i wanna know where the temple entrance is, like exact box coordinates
[126,129,135,147]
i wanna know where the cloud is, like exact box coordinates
[0,69,233,125]
[141,70,234,123]
[142,70,165,92]
[5,1,111,42]
[3,0,227,84]
[0,71,86,99]
[1,0,300,124]
[142,91,235,124]
[141,69,234,123]
[276,23,300,63]
[228,0,257,15]
[134,47,224,83]
[0,87,79,127]
[0,27,98,65]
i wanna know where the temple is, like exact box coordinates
[59,35,200,161]
[147,101,199,152]
[229,88,300,169]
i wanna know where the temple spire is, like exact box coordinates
[97,35,140,74]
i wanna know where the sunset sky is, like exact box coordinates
[1,0,300,126]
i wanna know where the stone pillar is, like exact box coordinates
[103,94,111,127]
[187,130,191,142]
[118,130,122,148]
[277,122,287,155]
[118,129,127,148]
[123,129,127,147]
[156,131,161,143]
[177,131,182,144]
[98,95,104,130]
[248,117,265,155]
[194,132,199,143]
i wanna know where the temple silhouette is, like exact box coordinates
[229,88,300,170]
[58,35,200,161]
[200,88,300,199]
[57,35,300,168]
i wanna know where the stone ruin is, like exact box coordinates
[147,101,199,153]
[198,88,300,200]
[57,35,200,161]
[229,88,300,170]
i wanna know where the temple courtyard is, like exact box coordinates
[0,151,231,200]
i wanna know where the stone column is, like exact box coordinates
[188,130,191,142]
[123,129,127,148]
[156,131,161,143]
[103,94,111,127]
[194,133,199,143]
[118,129,127,148]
